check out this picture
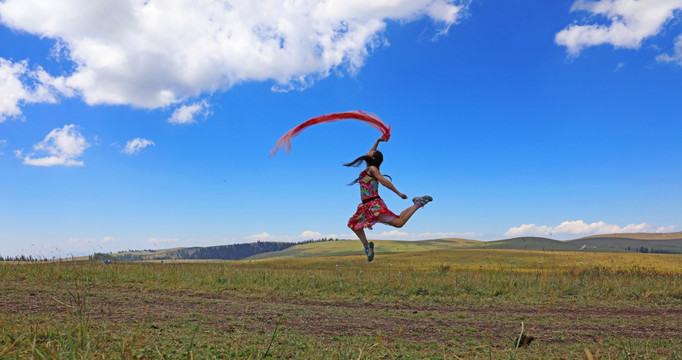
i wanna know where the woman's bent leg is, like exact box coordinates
[387,204,420,228]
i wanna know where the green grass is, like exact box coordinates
[249,238,482,259]
[1,249,681,358]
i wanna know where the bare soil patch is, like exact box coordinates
[2,282,680,347]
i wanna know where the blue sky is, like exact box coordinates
[1,0,681,257]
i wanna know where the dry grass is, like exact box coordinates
[1,249,681,358]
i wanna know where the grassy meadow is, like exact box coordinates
[1,248,681,359]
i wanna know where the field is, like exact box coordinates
[1,248,681,359]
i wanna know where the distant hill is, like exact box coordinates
[476,237,578,251]
[109,241,299,261]
[579,232,682,241]
[248,233,682,260]
[99,233,682,261]
[568,233,682,254]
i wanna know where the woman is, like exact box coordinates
[345,137,432,262]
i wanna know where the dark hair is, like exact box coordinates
[344,151,390,185]
[343,150,383,168]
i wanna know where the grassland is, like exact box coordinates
[1,248,681,359]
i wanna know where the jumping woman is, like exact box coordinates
[345,137,433,262]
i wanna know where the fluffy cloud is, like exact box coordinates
[504,224,553,237]
[147,238,180,245]
[299,230,324,239]
[0,0,467,119]
[0,58,72,122]
[17,124,90,166]
[245,230,341,242]
[505,220,676,238]
[168,101,210,125]
[245,232,273,241]
[55,236,122,256]
[122,138,155,155]
[656,34,682,65]
[66,236,120,245]
[555,0,682,58]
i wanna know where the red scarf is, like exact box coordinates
[270,110,391,156]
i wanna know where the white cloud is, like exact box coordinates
[0,0,467,117]
[66,236,120,245]
[0,139,6,156]
[505,224,553,237]
[147,238,180,245]
[656,34,682,64]
[244,230,341,242]
[555,0,682,57]
[122,137,155,155]
[656,225,677,232]
[56,236,122,256]
[505,220,677,238]
[0,58,72,122]
[299,230,323,239]
[245,232,273,241]
[168,101,210,125]
[17,124,90,166]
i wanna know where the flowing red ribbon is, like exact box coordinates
[270,110,391,156]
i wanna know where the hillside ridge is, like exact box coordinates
[98,232,682,261]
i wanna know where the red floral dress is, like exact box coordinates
[347,169,398,230]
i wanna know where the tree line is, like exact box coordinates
[625,246,681,254]
[2,238,340,262]
[100,238,339,261]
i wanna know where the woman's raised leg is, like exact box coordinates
[387,196,433,228]
[387,204,420,228]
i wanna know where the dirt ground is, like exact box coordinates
[2,282,680,350]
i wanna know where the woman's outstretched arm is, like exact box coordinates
[368,137,386,154]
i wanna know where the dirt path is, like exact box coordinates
[2,283,680,347]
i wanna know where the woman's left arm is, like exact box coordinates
[368,166,407,199]
[368,137,386,154]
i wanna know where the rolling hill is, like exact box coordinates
[249,233,682,259]
[102,232,682,261]
[476,236,579,251]
[568,234,682,253]
[107,241,297,261]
